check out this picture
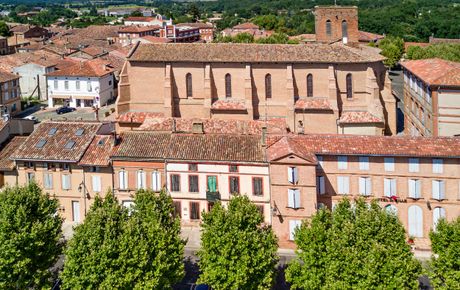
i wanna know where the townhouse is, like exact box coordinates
[0,70,21,116]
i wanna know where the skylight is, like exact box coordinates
[64,140,76,149]
[35,139,47,148]
[75,128,85,136]
[48,128,57,135]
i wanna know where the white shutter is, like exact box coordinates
[384,178,391,197]
[152,171,161,191]
[409,158,419,172]
[137,170,146,190]
[338,156,348,170]
[365,177,372,196]
[432,159,443,174]
[440,181,445,200]
[294,189,300,208]
[432,180,443,200]
[408,179,415,198]
[92,175,101,192]
[289,220,301,241]
[44,173,53,189]
[337,177,344,194]
[288,167,298,184]
[415,180,421,198]
[433,207,446,231]
[390,179,397,196]
[288,189,294,208]
[119,171,127,190]
[408,205,423,238]
[359,157,369,170]
[384,158,394,172]
[359,177,366,195]
[62,175,70,190]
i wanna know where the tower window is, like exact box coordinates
[342,20,348,38]
[307,74,313,97]
[326,20,332,37]
[265,74,272,99]
[186,73,192,98]
[346,74,353,99]
[225,73,232,98]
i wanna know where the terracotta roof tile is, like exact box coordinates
[113,132,266,163]
[233,22,259,30]
[11,121,101,162]
[46,58,115,77]
[128,43,385,64]
[267,136,317,163]
[125,17,155,22]
[177,23,213,29]
[0,70,19,83]
[295,98,333,110]
[358,30,384,42]
[79,135,114,167]
[401,58,460,87]
[140,36,172,43]
[211,100,247,111]
[339,111,383,124]
[117,112,165,123]
[0,137,27,171]
[118,25,160,33]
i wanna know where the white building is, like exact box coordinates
[124,15,172,27]
[46,59,115,108]
[13,60,57,100]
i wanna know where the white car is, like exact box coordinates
[23,115,39,123]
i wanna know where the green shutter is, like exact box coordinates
[207,176,217,192]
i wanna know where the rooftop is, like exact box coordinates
[11,121,102,162]
[0,69,19,83]
[46,58,115,78]
[79,135,114,167]
[401,58,460,87]
[128,42,385,64]
[0,137,27,171]
[233,22,259,30]
[338,111,383,124]
[118,25,160,34]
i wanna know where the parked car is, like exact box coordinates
[190,284,210,290]
[56,106,76,115]
[23,115,39,123]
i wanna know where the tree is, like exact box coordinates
[61,190,185,288]
[0,183,63,289]
[197,195,278,289]
[286,198,421,289]
[130,11,143,17]
[406,43,460,62]
[378,36,405,68]
[0,21,10,37]
[89,6,98,17]
[429,217,460,289]
[188,3,201,23]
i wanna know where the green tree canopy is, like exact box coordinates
[286,198,421,289]
[0,21,10,37]
[406,43,460,63]
[0,183,63,289]
[377,36,405,68]
[197,195,279,289]
[61,190,184,289]
[429,217,460,289]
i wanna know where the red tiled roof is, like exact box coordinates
[0,137,27,171]
[358,30,384,42]
[429,37,460,44]
[211,100,247,111]
[141,36,172,43]
[116,112,165,123]
[0,69,19,83]
[233,22,259,30]
[125,17,155,22]
[267,136,317,163]
[11,121,101,162]
[295,98,333,110]
[46,58,115,77]
[80,46,108,57]
[401,58,460,87]
[79,135,114,167]
[177,23,213,29]
[113,132,266,163]
[339,111,383,124]
[269,134,460,158]
[118,25,160,33]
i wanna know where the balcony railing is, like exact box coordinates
[206,191,221,202]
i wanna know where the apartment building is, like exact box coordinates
[0,70,21,116]
[124,16,172,27]
[268,134,460,249]
[46,58,115,108]
[177,23,214,42]
[111,131,271,225]
[10,121,115,223]
[118,25,160,46]
[401,58,460,137]
[159,25,200,43]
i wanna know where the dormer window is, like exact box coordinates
[48,128,57,135]
[36,139,47,148]
[64,140,76,149]
[75,129,84,136]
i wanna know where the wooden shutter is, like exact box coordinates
[408,205,423,237]
[152,171,161,191]
[207,176,217,192]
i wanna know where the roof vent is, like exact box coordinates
[192,122,204,134]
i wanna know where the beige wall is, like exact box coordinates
[437,90,460,136]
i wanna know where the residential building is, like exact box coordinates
[177,23,215,42]
[0,36,9,55]
[268,134,460,249]
[159,25,200,43]
[13,59,57,100]
[221,22,273,39]
[10,121,115,223]
[118,25,160,46]
[124,16,172,27]
[117,42,395,136]
[46,58,116,108]
[401,58,460,136]
[9,25,49,45]
[0,70,21,116]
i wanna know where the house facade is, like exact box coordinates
[159,25,200,43]
[177,23,214,42]
[124,16,172,27]
[0,70,21,116]
[13,61,56,100]
[401,58,460,137]
[118,25,160,46]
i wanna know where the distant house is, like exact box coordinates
[358,30,384,44]
[429,36,460,44]
[13,58,58,100]
[221,22,273,39]
[46,59,116,108]
[10,25,49,41]
[0,70,21,116]
[0,37,9,55]
[159,25,200,43]
[124,15,172,27]
[117,25,160,46]
[177,23,215,43]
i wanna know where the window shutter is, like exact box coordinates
[408,205,423,238]
[207,176,217,192]
[384,158,394,171]
[440,181,445,200]
[359,157,369,170]
[432,180,439,200]
[433,207,446,231]
[433,159,443,173]
[288,189,294,208]
[92,175,101,192]
[294,189,300,208]
[344,177,349,194]
[409,158,419,172]
[152,171,161,191]
[288,167,294,183]
[391,179,397,196]
[338,156,347,170]
[119,171,126,190]
[289,220,301,241]
[408,179,415,198]
[384,178,390,197]
[137,171,146,190]
[359,177,365,195]
[317,176,325,195]
[366,177,372,196]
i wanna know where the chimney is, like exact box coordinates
[192,122,204,134]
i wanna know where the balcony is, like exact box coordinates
[206,191,221,202]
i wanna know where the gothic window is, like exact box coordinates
[186,73,192,98]
[346,73,353,99]
[225,73,232,98]
[326,20,332,37]
[307,74,313,97]
[265,74,272,99]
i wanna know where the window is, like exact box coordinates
[36,139,47,148]
[189,175,199,192]
[341,20,348,38]
[44,173,53,189]
[408,158,419,173]
[87,81,92,92]
[288,167,299,184]
[225,73,232,98]
[62,174,71,190]
[384,157,395,172]
[338,156,348,170]
[189,164,198,172]
[75,128,84,136]
[61,163,70,171]
[432,180,445,200]
[25,162,34,169]
[359,177,372,196]
[170,174,181,192]
[317,176,325,195]
[173,201,181,218]
[92,175,101,192]
[137,170,146,190]
[190,202,200,220]
[76,80,80,90]
[119,170,128,190]
[72,201,80,222]
[288,189,301,209]
[346,74,353,99]
[229,176,239,194]
[325,20,332,37]
[252,177,263,196]
[359,156,369,170]
[151,171,161,191]
[408,205,423,238]
[289,220,301,241]
[229,165,238,173]
[89,166,99,173]
[432,159,443,174]
[317,156,324,168]
[384,178,397,197]
[53,80,58,89]
[307,74,313,97]
[186,73,192,98]
[265,74,272,99]
[433,207,446,232]
[207,176,217,192]
[385,204,398,215]
[27,172,35,183]
[337,176,349,195]
[64,81,69,90]
[408,179,421,199]
[122,200,135,215]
